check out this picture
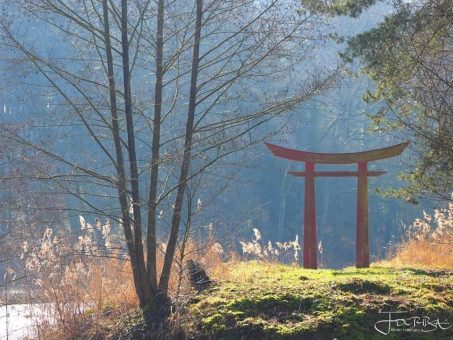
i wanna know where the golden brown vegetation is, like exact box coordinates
[16,200,453,339]
[20,217,224,339]
[383,199,453,270]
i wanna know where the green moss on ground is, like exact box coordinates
[185,262,453,339]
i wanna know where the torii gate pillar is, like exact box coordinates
[304,162,317,269]
[356,161,369,268]
[266,141,409,269]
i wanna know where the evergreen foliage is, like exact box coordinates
[343,0,453,200]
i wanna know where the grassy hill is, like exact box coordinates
[182,262,453,339]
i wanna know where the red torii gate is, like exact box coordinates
[265,141,409,269]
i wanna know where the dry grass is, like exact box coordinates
[383,199,453,270]
[32,257,138,339]
[383,235,453,270]
[23,200,453,338]
[22,219,225,339]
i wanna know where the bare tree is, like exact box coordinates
[0,0,338,322]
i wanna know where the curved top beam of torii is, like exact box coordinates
[265,141,410,164]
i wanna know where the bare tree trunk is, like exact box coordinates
[277,165,290,240]
[159,0,203,294]
[120,0,152,305]
[102,0,149,306]
[147,0,164,290]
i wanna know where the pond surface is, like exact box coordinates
[0,304,51,340]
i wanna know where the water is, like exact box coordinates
[0,304,51,340]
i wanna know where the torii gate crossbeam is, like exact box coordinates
[265,141,409,269]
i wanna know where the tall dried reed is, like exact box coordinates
[21,218,137,338]
[21,217,225,338]
[386,196,453,270]
[238,228,301,264]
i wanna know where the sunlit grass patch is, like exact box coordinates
[186,261,453,339]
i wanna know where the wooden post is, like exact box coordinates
[303,162,317,269]
[356,161,370,268]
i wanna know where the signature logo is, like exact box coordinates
[374,310,453,335]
